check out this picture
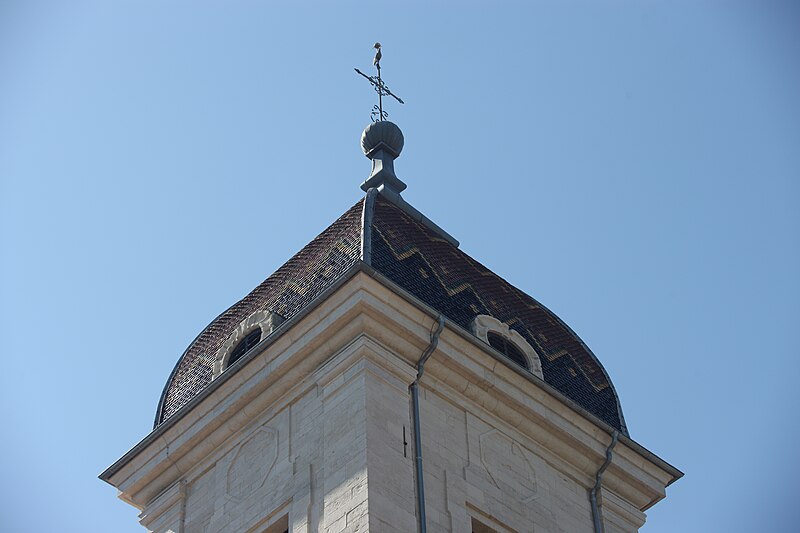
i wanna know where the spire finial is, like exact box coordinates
[359,121,406,195]
[355,42,404,122]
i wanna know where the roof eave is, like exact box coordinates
[101,260,682,489]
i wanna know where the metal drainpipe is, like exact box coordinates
[410,315,445,533]
[590,430,620,533]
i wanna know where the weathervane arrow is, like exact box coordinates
[355,42,404,122]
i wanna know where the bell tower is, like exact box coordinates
[101,47,681,533]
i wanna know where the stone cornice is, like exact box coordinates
[101,267,681,513]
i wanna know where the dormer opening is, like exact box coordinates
[228,328,262,367]
[487,331,528,369]
[211,310,286,379]
[470,314,544,379]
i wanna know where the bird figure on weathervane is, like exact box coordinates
[355,42,404,122]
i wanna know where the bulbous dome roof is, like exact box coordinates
[155,194,627,437]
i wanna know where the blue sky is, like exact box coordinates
[1,1,798,532]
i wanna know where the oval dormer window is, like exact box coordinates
[212,310,286,379]
[470,314,544,379]
[228,328,262,367]
[487,331,528,369]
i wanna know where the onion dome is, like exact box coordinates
[155,122,627,437]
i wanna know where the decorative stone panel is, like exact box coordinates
[479,429,539,504]
[225,426,278,502]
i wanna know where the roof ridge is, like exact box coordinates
[360,187,378,266]
[374,187,459,247]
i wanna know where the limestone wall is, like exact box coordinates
[107,273,677,533]
[138,343,643,533]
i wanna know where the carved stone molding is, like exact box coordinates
[470,314,543,379]
[213,310,285,378]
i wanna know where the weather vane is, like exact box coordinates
[355,43,405,122]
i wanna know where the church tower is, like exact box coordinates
[101,117,681,532]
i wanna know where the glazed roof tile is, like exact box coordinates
[155,193,627,435]
[155,199,364,425]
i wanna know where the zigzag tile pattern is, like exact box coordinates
[370,197,625,433]
[155,194,625,435]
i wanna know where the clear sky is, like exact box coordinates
[1,1,798,532]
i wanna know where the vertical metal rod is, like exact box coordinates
[377,63,383,120]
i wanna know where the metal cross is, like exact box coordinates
[355,43,405,122]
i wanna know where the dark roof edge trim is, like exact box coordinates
[378,187,459,247]
[152,304,232,429]
[360,187,378,265]
[531,300,628,436]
